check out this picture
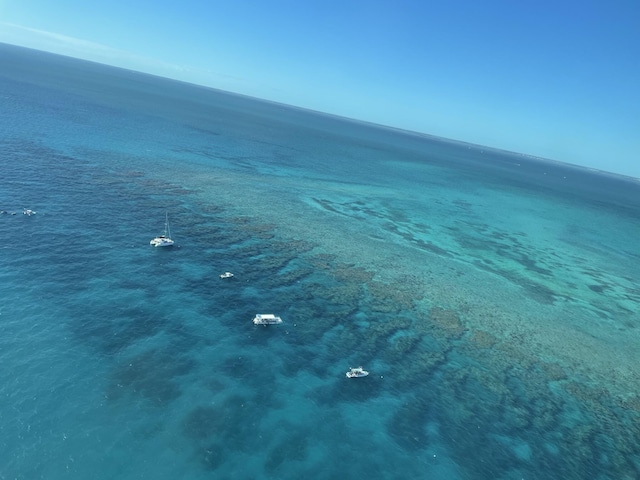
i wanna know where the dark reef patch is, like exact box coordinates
[387,392,434,451]
[106,347,194,406]
[588,284,607,293]
[200,442,227,471]
[264,427,309,474]
[73,308,169,355]
[182,394,261,453]
[183,405,223,441]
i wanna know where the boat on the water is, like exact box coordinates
[220,272,234,279]
[150,213,174,247]
[346,366,369,378]
[253,314,283,325]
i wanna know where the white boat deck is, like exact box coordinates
[253,314,283,325]
[150,236,174,247]
[346,367,369,378]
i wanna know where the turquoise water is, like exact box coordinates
[1,43,640,479]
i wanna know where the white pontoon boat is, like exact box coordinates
[252,314,283,325]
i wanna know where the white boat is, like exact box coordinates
[150,213,175,247]
[220,272,234,279]
[23,209,36,216]
[252,314,283,325]
[346,366,369,378]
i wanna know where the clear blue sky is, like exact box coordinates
[1,0,639,178]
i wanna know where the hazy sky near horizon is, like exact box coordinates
[1,1,639,177]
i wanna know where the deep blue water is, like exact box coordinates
[1,42,640,479]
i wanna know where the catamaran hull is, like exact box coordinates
[150,238,174,247]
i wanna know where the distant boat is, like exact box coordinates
[346,366,369,378]
[150,213,174,247]
[253,314,283,326]
[220,272,234,279]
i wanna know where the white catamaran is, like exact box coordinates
[150,213,175,247]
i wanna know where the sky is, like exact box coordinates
[1,0,639,178]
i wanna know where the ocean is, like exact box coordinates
[1,42,639,479]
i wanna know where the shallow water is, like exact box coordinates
[1,43,640,479]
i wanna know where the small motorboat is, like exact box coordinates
[23,209,37,216]
[253,314,283,326]
[220,272,234,279]
[346,366,369,378]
